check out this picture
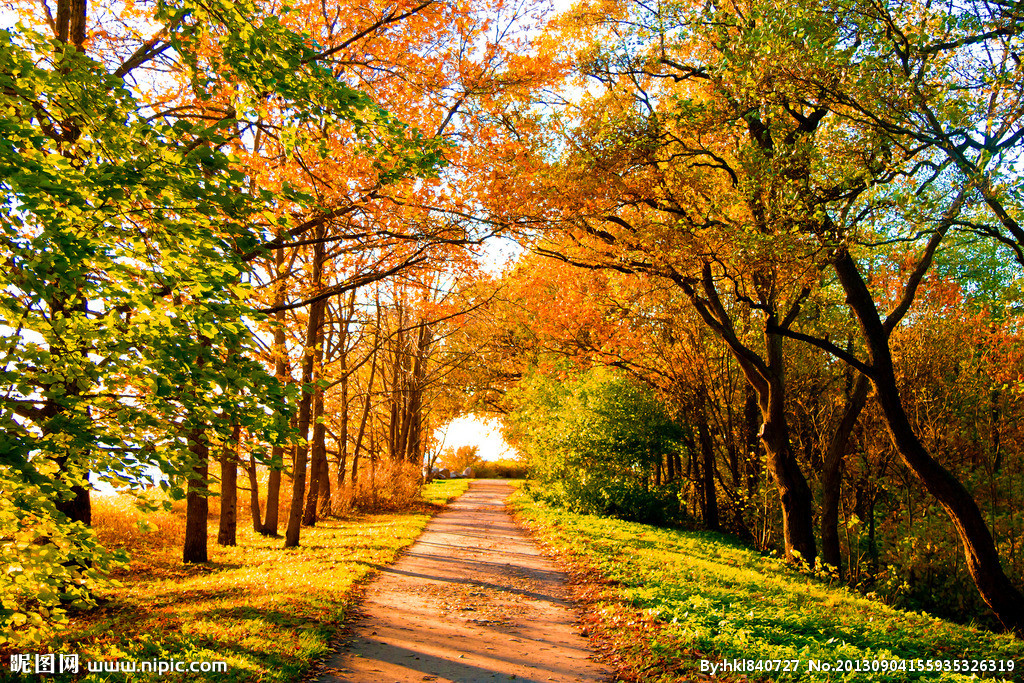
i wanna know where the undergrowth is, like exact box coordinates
[510,487,1024,683]
[1,479,468,682]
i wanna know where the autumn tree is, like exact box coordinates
[516,0,1024,630]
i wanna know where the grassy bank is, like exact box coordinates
[2,480,468,683]
[510,488,1024,682]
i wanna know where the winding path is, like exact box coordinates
[315,480,612,683]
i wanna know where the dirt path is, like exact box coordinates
[314,480,612,683]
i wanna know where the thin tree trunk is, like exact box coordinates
[262,246,290,537]
[821,374,869,576]
[352,311,380,489]
[285,234,326,548]
[743,385,760,495]
[246,451,264,533]
[697,417,720,531]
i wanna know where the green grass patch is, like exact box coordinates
[420,478,470,506]
[2,480,468,683]
[510,488,1024,682]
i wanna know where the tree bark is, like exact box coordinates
[246,451,264,534]
[183,427,210,563]
[695,391,720,531]
[820,374,869,576]
[217,424,241,546]
[743,385,761,495]
[834,247,1024,633]
[302,373,327,526]
[285,234,326,548]
[54,457,91,526]
[758,330,817,566]
[676,267,816,565]
[352,313,380,490]
[261,246,289,537]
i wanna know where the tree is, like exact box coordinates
[510,0,1024,629]
[1,0,443,636]
[444,445,483,473]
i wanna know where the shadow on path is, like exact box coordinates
[315,480,611,683]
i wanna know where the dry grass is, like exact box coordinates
[4,477,469,682]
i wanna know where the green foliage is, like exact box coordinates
[512,490,1024,682]
[1,0,444,645]
[509,366,684,523]
[0,24,299,645]
[473,458,529,479]
[3,508,439,681]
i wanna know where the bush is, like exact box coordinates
[473,459,530,479]
[509,367,686,524]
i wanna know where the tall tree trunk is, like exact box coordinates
[743,385,761,495]
[405,323,431,466]
[183,335,212,564]
[697,415,720,531]
[285,234,326,548]
[758,331,817,566]
[246,451,264,533]
[352,313,380,490]
[332,291,357,503]
[388,320,404,461]
[302,373,327,526]
[677,266,816,565]
[261,246,290,537]
[183,427,210,563]
[217,424,242,546]
[834,247,1024,633]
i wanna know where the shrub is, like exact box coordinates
[473,459,529,479]
[509,367,685,524]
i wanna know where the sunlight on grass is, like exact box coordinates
[511,489,1024,682]
[6,480,469,683]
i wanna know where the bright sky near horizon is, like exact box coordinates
[433,414,518,462]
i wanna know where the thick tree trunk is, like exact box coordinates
[183,428,210,563]
[217,425,241,546]
[759,332,817,566]
[834,247,1024,633]
[54,457,91,526]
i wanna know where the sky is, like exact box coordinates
[433,414,518,461]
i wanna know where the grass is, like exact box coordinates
[2,479,469,683]
[510,487,1024,683]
